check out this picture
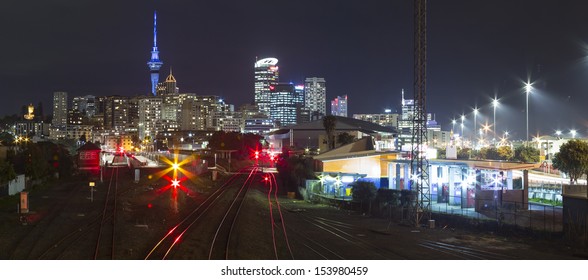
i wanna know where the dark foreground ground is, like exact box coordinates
[0,172,585,260]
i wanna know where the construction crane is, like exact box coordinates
[410,0,431,227]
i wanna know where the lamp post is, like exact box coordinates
[525,82,533,144]
[461,114,465,139]
[571,129,577,139]
[555,130,562,139]
[492,98,499,143]
[452,119,456,132]
[473,107,478,147]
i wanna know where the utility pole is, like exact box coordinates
[409,0,431,227]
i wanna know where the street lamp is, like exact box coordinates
[492,98,499,142]
[525,82,533,144]
[473,107,478,147]
[555,130,562,139]
[452,118,456,132]
[571,129,577,138]
[461,114,465,138]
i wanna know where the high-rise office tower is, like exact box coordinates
[254,57,279,117]
[157,68,179,95]
[353,110,399,128]
[72,95,96,118]
[164,69,178,94]
[52,91,68,127]
[138,96,163,140]
[331,95,348,117]
[304,77,326,118]
[104,96,129,131]
[147,11,163,96]
[398,89,414,149]
[270,83,297,127]
[294,84,305,106]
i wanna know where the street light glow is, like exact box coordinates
[473,107,478,147]
[525,82,533,94]
[492,97,499,142]
[524,81,533,144]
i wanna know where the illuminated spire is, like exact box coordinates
[153,10,158,48]
[166,67,176,82]
[147,10,163,95]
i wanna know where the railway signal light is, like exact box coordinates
[171,178,180,188]
[254,151,259,159]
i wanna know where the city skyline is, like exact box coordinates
[2,1,588,139]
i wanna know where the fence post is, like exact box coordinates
[529,205,532,230]
[552,205,555,232]
[514,201,517,228]
[544,205,546,233]
[496,200,499,227]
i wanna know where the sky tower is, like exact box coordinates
[147,11,163,95]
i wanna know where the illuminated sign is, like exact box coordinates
[341,176,355,183]
[255,58,278,67]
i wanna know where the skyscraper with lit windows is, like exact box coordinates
[331,95,348,117]
[304,77,326,118]
[254,57,279,117]
[52,91,68,127]
[270,83,297,127]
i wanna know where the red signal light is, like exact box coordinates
[147,203,153,208]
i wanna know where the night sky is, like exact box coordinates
[2,0,588,139]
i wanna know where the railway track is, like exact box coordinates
[35,165,132,259]
[417,240,514,259]
[264,172,293,260]
[145,167,255,259]
[208,168,259,259]
[93,166,119,259]
[7,180,88,259]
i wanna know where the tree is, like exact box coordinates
[497,146,514,160]
[513,145,540,163]
[0,160,17,185]
[131,134,140,146]
[436,147,447,159]
[552,139,588,184]
[23,143,49,179]
[0,132,14,146]
[207,131,263,159]
[337,132,355,146]
[35,102,44,122]
[79,133,87,144]
[480,147,500,160]
[351,180,377,214]
[276,155,315,194]
[457,147,471,159]
[322,115,337,150]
